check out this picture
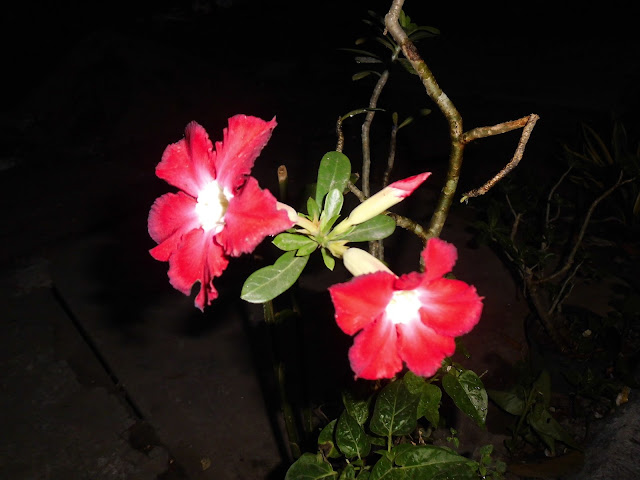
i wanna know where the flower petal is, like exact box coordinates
[397,319,455,377]
[387,172,431,198]
[148,192,200,261]
[329,271,395,335]
[349,316,402,379]
[417,278,483,336]
[166,228,229,311]
[421,237,458,282]
[213,115,277,193]
[155,121,215,198]
[217,176,294,257]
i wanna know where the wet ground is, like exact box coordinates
[1,1,639,479]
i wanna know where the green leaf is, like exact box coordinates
[370,380,419,437]
[355,470,370,479]
[487,387,525,416]
[532,370,551,410]
[342,390,370,426]
[336,411,371,459]
[417,383,442,427]
[318,419,341,459]
[273,233,317,252]
[339,47,382,59]
[321,248,335,270]
[393,444,478,479]
[442,369,488,427]
[370,455,394,480]
[527,403,580,450]
[241,252,309,303]
[307,197,320,220]
[402,371,425,394]
[315,152,351,208]
[334,214,396,242]
[320,188,344,232]
[352,71,374,81]
[338,464,356,480]
[285,453,336,480]
[297,242,319,257]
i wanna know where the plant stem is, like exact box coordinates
[385,1,464,240]
[362,69,390,198]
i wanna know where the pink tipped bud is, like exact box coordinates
[332,172,430,235]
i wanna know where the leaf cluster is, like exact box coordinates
[488,370,579,456]
[241,151,396,303]
[286,367,506,479]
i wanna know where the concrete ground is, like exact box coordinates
[1,1,637,479]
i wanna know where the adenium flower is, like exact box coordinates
[329,239,483,379]
[148,115,294,310]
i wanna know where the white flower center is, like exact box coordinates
[385,289,422,325]
[195,180,230,233]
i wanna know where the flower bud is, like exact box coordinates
[332,172,430,235]
[342,248,394,277]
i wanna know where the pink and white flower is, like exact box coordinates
[329,238,483,379]
[148,115,294,310]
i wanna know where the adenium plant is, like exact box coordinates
[148,115,496,478]
[146,2,539,478]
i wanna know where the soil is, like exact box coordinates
[1,1,639,479]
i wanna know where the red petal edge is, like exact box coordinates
[155,121,215,198]
[328,271,395,336]
[166,229,229,311]
[213,115,277,194]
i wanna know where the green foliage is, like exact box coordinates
[286,368,500,479]
[488,370,579,455]
[241,151,401,302]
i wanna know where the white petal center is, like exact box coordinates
[195,181,230,233]
[385,289,422,325]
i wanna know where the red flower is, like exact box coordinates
[329,238,483,379]
[148,115,294,310]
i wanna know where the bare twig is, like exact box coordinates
[385,1,464,241]
[383,122,399,187]
[542,164,573,250]
[536,171,633,284]
[362,69,390,198]
[548,260,583,316]
[335,116,344,153]
[347,181,366,202]
[277,165,288,201]
[388,212,429,242]
[461,114,539,201]
[505,194,522,244]
[462,115,532,143]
